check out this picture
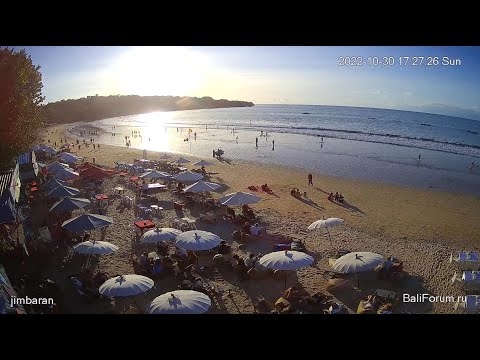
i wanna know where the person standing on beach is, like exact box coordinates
[308,173,313,186]
[256,137,258,148]
[272,139,275,150]
[418,154,421,160]
[93,157,95,163]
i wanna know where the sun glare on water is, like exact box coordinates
[112,47,210,96]
[134,112,174,151]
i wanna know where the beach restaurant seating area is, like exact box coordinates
[2,147,474,315]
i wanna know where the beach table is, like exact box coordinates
[461,271,480,290]
[180,217,197,230]
[150,205,163,216]
[134,219,156,235]
[95,194,109,209]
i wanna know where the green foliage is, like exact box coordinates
[0,48,45,173]
[44,95,254,124]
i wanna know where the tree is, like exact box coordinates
[0,48,45,173]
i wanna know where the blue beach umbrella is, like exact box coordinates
[62,214,113,232]
[49,197,91,213]
[46,185,81,198]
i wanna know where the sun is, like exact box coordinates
[111,47,208,96]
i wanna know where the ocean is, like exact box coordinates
[65,104,480,196]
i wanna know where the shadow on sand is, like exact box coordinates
[293,196,324,210]
[335,200,366,215]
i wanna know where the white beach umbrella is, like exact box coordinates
[73,240,119,255]
[308,218,344,230]
[99,275,154,297]
[140,228,183,244]
[259,250,314,271]
[332,252,384,274]
[173,171,203,183]
[308,217,345,249]
[332,251,384,288]
[183,180,221,193]
[217,191,261,206]
[49,197,91,213]
[259,250,314,288]
[174,230,222,251]
[139,170,173,180]
[148,290,211,314]
[46,185,81,198]
[172,157,191,165]
[193,160,213,167]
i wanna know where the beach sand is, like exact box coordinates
[38,124,480,314]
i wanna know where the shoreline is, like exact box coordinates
[37,124,480,313]
[44,124,480,247]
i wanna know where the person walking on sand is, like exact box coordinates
[93,157,95,163]
[272,139,275,150]
[308,173,313,186]
[418,154,421,161]
[256,137,258,148]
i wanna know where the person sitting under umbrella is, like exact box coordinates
[232,254,248,280]
[139,253,150,274]
[151,258,164,277]
[242,204,255,219]
[245,253,257,269]
[217,240,231,255]
[156,242,169,257]
[240,222,251,243]
[250,223,262,237]
[224,207,236,221]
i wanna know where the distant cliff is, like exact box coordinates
[43,95,254,124]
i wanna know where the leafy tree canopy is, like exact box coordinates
[0,47,44,173]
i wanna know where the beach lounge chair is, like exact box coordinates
[449,251,480,271]
[453,295,480,314]
[451,271,480,290]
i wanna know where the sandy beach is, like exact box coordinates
[36,124,480,314]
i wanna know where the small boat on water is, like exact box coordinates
[421,123,431,126]
[302,112,310,114]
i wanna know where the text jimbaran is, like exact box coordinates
[403,294,466,303]
[10,296,54,307]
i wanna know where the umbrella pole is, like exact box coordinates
[326,227,335,250]
[132,295,143,313]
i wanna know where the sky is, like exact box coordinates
[9,46,480,120]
